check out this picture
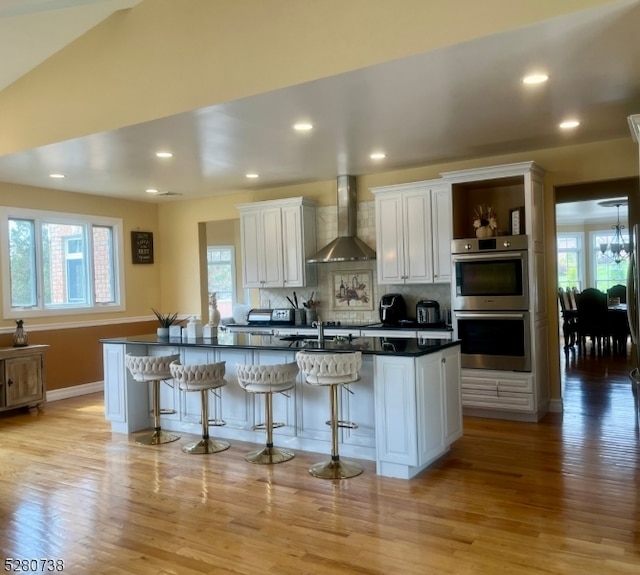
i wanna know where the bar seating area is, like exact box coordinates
[558,285,630,356]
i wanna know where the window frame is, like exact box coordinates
[589,228,630,292]
[556,231,585,291]
[207,245,236,319]
[0,206,126,318]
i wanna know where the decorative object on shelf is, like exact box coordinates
[204,292,221,337]
[131,231,154,264]
[510,206,525,235]
[152,308,180,338]
[13,319,28,347]
[598,199,631,264]
[473,205,497,238]
[331,270,373,310]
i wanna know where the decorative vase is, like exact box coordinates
[208,292,221,328]
[475,225,494,239]
[13,320,28,347]
[157,327,169,338]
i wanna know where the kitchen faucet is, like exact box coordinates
[312,318,324,345]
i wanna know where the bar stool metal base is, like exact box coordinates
[135,429,180,446]
[244,445,295,464]
[309,457,363,479]
[182,437,230,454]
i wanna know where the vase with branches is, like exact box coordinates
[152,308,180,337]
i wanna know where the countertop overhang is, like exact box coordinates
[100,332,460,357]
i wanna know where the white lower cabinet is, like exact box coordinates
[461,369,536,418]
[374,345,462,479]
[103,342,462,478]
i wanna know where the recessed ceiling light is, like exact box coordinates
[370,152,386,160]
[522,73,549,85]
[246,173,259,179]
[155,151,173,158]
[559,119,580,129]
[145,188,159,194]
[49,173,65,178]
[293,122,313,131]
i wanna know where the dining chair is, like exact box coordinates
[574,288,610,356]
[607,283,627,304]
[558,288,577,348]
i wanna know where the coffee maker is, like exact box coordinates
[379,293,407,326]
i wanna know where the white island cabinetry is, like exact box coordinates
[375,344,461,478]
[102,338,462,479]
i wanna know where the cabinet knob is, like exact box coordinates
[441,358,446,364]
[7,378,13,386]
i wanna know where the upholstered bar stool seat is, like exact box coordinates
[169,360,230,454]
[236,362,299,464]
[296,351,363,479]
[125,353,181,445]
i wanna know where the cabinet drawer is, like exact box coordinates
[462,373,533,393]
[461,389,534,412]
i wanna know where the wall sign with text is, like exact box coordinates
[131,231,154,264]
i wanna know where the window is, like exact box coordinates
[557,232,584,290]
[0,207,125,317]
[591,229,629,291]
[207,246,235,319]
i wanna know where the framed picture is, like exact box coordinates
[331,270,373,310]
[131,231,154,264]
[510,207,525,235]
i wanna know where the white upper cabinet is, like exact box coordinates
[371,179,452,285]
[237,197,317,289]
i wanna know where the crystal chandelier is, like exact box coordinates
[598,200,630,264]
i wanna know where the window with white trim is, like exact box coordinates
[557,232,584,291]
[0,207,125,318]
[207,246,235,319]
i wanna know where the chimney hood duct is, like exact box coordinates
[307,175,376,263]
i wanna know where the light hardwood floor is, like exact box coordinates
[1,354,639,575]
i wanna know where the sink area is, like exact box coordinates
[279,335,358,343]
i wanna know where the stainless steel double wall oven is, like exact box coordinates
[452,235,531,372]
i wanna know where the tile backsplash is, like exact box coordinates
[260,201,451,324]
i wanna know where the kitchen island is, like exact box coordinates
[101,332,462,479]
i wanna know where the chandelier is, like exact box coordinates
[598,199,630,264]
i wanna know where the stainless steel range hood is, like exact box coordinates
[307,175,376,263]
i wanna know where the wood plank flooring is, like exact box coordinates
[1,354,639,574]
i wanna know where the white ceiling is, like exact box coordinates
[0,0,639,203]
[556,198,629,225]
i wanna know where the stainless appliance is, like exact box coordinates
[455,311,532,371]
[452,235,529,311]
[307,175,376,263]
[247,308,295,325]
[379,293,407,325]
[416,300,440,325]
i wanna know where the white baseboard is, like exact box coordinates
[548,398,563,413]
[46,381,104,402]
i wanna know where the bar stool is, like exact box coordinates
[125,353,181,445]
[236,362,299,464]
[296,351,363,479]
[169,360,230,454]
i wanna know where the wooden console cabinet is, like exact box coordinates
[0,345,48,412]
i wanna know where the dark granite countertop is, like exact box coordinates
[100,332,460,357]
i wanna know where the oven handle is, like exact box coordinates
[452,251,526,261]
[455,312,527,320]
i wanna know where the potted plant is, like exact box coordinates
[152,308,180,338]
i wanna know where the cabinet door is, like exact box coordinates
[403,191,433,283]
[240,210,264,288]
[5,355,43,408]
[441,346,462,445]
[341,355,375,447]
[281,205,304,287]
[375,193,405,284]
[260,208,284,287]
[431,185,452,283]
